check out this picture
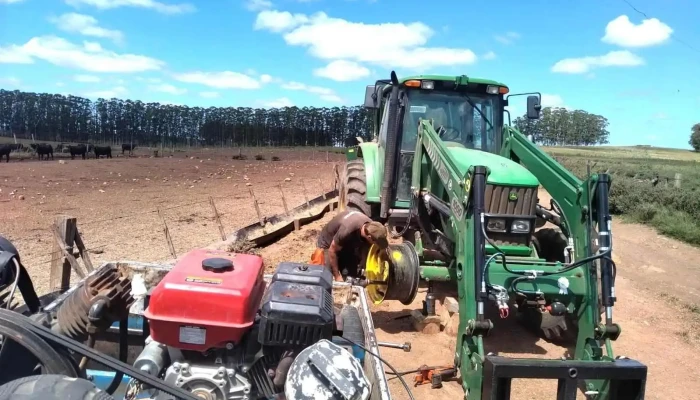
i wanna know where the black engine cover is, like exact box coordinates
[258,265,335,347]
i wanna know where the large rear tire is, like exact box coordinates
[339,160,372,217]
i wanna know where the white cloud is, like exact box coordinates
[245,0,272,11]
[0,45,34,64]
[149,83,187,95]
[0,77,21,89]
[0,36,164,73]
[259,74,273,83]
[482,51,496,60]
[541,94,566,108]
[83,85,128,98]
[74,74,101,82]
[551,50,644,74]
[494,32,520,45]
[262,97,294,108]
[0,0,25,3]
[280,80,342,103]
[172,71,262,89]
[313,60,369,81]
[256,10,477,70]
[602,15,672,48]
[254,10,309,32]
[199,91,220,98]
[65,0,195,14]
[49,13,124,44]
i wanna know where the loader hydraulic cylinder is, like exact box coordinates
[471,166,488,320]
[596,173,616,324]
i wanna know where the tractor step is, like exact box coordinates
[481,355,647,400]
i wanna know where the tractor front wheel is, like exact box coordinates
[339,160,372,217]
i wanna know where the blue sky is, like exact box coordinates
[1,0,699,149]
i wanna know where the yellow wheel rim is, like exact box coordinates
[365,244,390,304]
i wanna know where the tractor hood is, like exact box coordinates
[446,147,539,187]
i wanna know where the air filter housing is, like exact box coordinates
[258,264,335,347]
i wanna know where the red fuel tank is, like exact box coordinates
[144,249,265,352]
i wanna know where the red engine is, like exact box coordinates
[144,249,265,352]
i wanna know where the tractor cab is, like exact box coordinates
[364,76,508,206]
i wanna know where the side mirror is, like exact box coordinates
[364,85,378,109]
[527,95,541,119]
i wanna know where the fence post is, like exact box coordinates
[50,215,93,292]
[50,215,78,292]
[249,187,265,226]
[674,173,682,188]
[157,208,177,259]
[209,196,227,241]
[300,180,310,208]
[317,178,326,200]
[278,184,290,216]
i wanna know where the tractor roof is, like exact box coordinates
[399,74,507,87]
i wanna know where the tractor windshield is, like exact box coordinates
[402,91,500,153]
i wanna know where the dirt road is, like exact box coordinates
[255,201,700,400]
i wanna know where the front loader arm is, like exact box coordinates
[500,126,622,358]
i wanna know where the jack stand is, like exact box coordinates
[413,282,441,334]
[423,282,436,316]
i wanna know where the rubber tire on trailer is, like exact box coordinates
[339,160,372,217]
[526,227,604,342]
[0,375,114,400]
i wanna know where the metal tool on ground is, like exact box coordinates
[337,70,648,399]
[413,365,457,389]
[377,341,411,352]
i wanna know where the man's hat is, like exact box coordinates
[365,221,389,249]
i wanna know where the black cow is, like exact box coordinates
[93,145,112,159]
[29,143,53,160]
[122,143,136,155]
[68,144,88,160]
[7,143,23,152]
[0,145,10,163]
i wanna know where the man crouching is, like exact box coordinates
[310,210,388,282]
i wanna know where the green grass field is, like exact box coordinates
[544,145,700,246]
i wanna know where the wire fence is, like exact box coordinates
[17,173,339,281]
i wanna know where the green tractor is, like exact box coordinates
[338,72,647,399]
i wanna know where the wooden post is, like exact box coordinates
[73,229,94,273]
[278,184,290,216]
[674,173,682,188]
[50,215,78,292]
[249,187,264,226]
[157,208,177,259]
[209,196,227,241]
[300,179,310,208]
[318,179,326,200]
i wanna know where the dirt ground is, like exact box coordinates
[3,151,700,399]
[0,148,340,294]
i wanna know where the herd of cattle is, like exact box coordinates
[0,143,137,163]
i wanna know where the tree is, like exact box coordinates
[513,107,610,146]
[689,123,700,152]
[0,89,375,147]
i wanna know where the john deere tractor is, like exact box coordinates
[338,72,647,399]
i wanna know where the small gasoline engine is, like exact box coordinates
[134,249,365,400]
[1,236,370,400]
